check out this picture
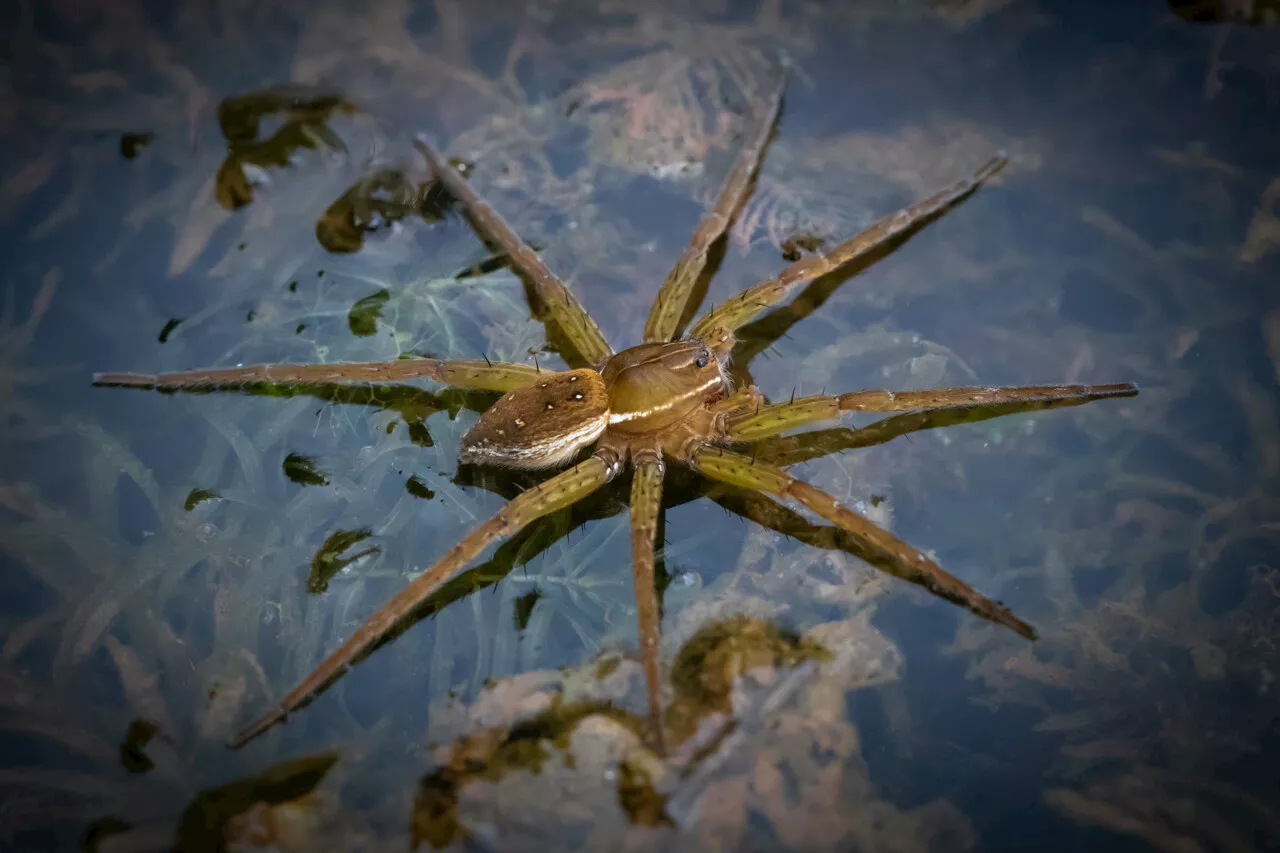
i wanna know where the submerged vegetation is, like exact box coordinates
[0,0,1277,850]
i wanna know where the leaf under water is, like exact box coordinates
[282,452,328,487]
[308,528,380,594]
[347,289,390,337]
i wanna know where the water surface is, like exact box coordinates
[1,1,1277,850]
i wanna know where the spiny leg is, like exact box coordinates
[724,382,1139,442]
[629,452,668,755]
[689,155,1008,340]
[748,390,1139,468]
[413,136,613,367]
[92,357,545,394]
[701,481,1021,650]
[722,267,853,390]
[231,451,621,747]
[691,446,1035,639]
[644,68,789,343]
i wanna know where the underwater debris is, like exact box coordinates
[119,132,154,160]
[346,289,391,337]
[282,453,328,487]
[118,718,160,774]
[315,168,450,254]
[214,86,355,211]
[307,528,380,594]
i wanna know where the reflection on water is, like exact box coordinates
[1,0,1277,850]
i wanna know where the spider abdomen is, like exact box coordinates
[458,368,608,469]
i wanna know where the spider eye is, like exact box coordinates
[695,351,710,369]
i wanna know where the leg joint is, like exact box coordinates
[631,446,665,474]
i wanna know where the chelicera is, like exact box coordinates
[95,68,1137,750]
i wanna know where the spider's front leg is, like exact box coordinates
[644,67,789,344]
[689,155,1008,340]
[413,136,613,368]
[92,357,545,394]
[722,382,1139,442]
[708,385,766,416]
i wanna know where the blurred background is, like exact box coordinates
[1,0,1277,850]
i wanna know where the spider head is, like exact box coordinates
[601,331,734,435]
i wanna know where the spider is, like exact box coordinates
[94,68,1137,751]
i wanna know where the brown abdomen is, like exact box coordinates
[458,369,609,469]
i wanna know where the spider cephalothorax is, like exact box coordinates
[457,327,735,469]
[94,67,1137,751]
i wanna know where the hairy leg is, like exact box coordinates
[723,382,1138,442]
[629,451,668,754]
[644,68,789,343]
[689,155,1008,339]
[691,446,1035,639]
[414,136,613,367]
[231,450,622,747]
[744,391,1132,468]
[92,357,547,394]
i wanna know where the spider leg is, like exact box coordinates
[689,155,1008,340]
[724,382,1139,442]
[644,68,788,344]
[629,451,668,755]
[748,387,1135,469]
[709,385,766,415]
[702,482,1019,646]
[230,451,621,748]
[413,136,613,367]
[92,357,544,393]
[690,446,1036,639]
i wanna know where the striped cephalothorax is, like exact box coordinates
[602,335,730,434]
[93,66,1137,755]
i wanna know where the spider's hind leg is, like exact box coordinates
[230,450,622,747]
[629,450,668,755]
[690,446,1036,639]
